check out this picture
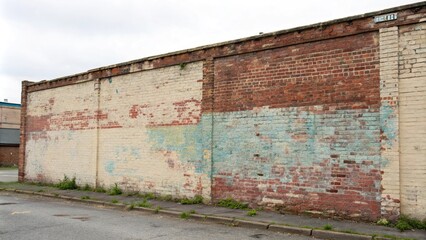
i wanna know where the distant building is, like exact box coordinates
[0,100,21,166]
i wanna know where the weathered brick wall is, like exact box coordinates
[20,3,426,221]
[25,81,98,184]
[0,146,19,166]
[212,33,382,220]
[24,62,210,198]
[96,62,211,198]
[398,22,426,218]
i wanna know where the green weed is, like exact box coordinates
[140,192,155,200]
[137,199,152,208]
[81,195,90,200]
[377,218,390,226]
[125,191,139,197]
[180,195,203,205]
[179,62,187,70]
[158,194,173,201]
[323,224,333,230]
[247,209,257,216]
[217,198,248,209]
[395,215,426,231]
[56,175,77,190]
[154,206,162,214]
[180,212,190,219]
[111,199,119,204]
[341,230,363,235]
[81,184,92,191]
[94,186,107,193]
[108,183,122,195]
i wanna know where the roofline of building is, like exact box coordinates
[0,102,21,108]
[26,1,426,86]
[89,1,425,71]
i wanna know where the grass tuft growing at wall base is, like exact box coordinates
[107,183,122,195]
[217,198,248,209]
[56,175,77,190]
[395,215,426,231]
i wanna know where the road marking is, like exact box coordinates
[11,211,31,215]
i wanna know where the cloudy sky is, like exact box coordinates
[0,0,421,104]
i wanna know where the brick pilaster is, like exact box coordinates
[18,81,33,182]
[379,26,400,220]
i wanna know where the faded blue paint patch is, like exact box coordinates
[379,103,398,168]
[111,146,141,162]
[102,146,142,176]
[146,117,211,174]
[380,104,397,146]
[131,148,141,159]
[212,107,381,185]
[105,161,116,174]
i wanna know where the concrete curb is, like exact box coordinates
[187,213,208,221]
[0,188,389,240]
[203,215,234,225]
[133,206,158,214]
[312,229,372,240]
[233,219,269,230]
[268,224,313,236]
[155,209,182,218]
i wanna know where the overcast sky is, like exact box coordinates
[0,0,421,104]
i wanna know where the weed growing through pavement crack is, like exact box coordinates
[323,224,333,230]
[180,195,203,205]
[247,209,257,216]
[137,199,152,208]
[217,198,248,209]
[180,212,190,219]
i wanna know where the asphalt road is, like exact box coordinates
[0,192,315,240]
[0,169,18,182]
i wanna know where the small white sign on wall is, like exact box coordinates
[374,13,398,23]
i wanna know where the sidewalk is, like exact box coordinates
[0,182,424,240]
